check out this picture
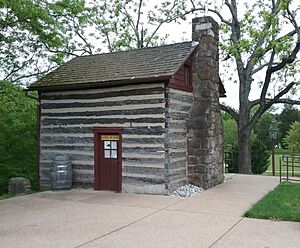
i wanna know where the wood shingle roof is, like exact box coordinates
[28,41,198,91]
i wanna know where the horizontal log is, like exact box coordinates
[165,142,187,149]
[168,174,187,182]
[167,122,186,129]
[122,152,164,159]
[167,87,193,96]
[41,126,165,136]
[122,147,165,154]
[165,112,189,120]
[40,145,93,152]
[123,137,165,144]
[41,98,165,110]
[41,93,164,104]
[123,127,165,135]
[167,132,187,138]
[73,182,94,188]
[41,103,165,114]
[42,82,164,96]
[73,164,94,170]
[123,161,165,169]
[42,107,166,117]
[123,157,165,164]
[123,176,165,185]
[73,169,94,175]
[123,166,165,176]
[41,117,165,126]
[168,159,187,169]
[73,173,94,180]
[41,133,94,138]
[168,103,191,113]
[166,92,193,103]
[123,173,164,180]
[40,153,93,161]
[42,87,165,100]
[40,136,93,144]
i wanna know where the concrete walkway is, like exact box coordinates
[1,175,299,248]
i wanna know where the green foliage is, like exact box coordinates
[276,106,300,148]
[89,0,187,52]
[284,121,300,153]
[245,182,300,222]
[0,0,92,83]
[223,117,238,149]
[0,81,37,195]
[1,0,190,82]
[227,140,270,175]
[253,112,276,149]
[251,139,270,174]
[223,112,269,174]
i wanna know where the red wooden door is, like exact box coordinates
[93,128,122,192]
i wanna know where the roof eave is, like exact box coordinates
[26,75,172,92]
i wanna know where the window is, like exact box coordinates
[104,140,118,158]
[184,64,191,86]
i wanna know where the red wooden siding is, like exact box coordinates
[169,58,193,92]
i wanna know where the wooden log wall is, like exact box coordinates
[39,83,167,192]
[165,88,193,191]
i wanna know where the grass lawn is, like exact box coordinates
[245,182,300,222]
[263,149,300,176]
[0,193,12,200]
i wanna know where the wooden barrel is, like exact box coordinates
[51,154,72,190]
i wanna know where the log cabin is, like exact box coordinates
[27,16,226,194]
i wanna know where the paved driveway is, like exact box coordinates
[1,175,299,248]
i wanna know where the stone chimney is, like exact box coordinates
[187,16,224,189]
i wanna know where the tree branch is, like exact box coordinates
[252,61,279,75]
[220,103,239,122]
[187,6,232,26]
[260,49,276,102]
[135,0,143,32]
[246,0,280,76]
[249,81,298,129]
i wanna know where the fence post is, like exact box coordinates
[287,156,289,182]
[279,155,282,182]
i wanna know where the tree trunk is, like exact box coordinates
[237,123,252,174]
[238,76,252,174]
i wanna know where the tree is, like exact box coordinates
[1,0,189,83]
[187,0,300,173]
[88,0,188,52]
[284,121,300,152]
[254,111,276,149]
[227,140,270,175]
[276,105,300,147]
[0,81,37,194]
[0,0,93,84]
[223,115,238,149]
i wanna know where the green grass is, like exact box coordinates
[245,182,300,222]
[0,193,12,200]
[263,149,300,176]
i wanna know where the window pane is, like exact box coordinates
[104,150,111,158]
[111,150,117,158]
[104,141,111,149]
[111,141,117,149]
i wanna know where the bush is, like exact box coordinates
[251,139,270,174]
[0,81,37,195]
[227,139,270,174]
[284,121,300,153]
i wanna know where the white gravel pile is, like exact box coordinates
[170,183,205,197]
[224,173,234,182]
